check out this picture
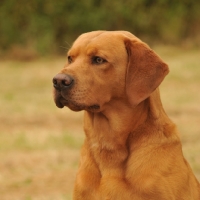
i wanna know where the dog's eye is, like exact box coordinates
[93,56,106,64]
[68,56,73,64]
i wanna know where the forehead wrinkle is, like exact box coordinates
[68,32,126,60]
[86,46,98,56]
[68,38,97,57]
[85,46,110,62]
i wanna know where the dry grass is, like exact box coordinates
[0,47,200,199]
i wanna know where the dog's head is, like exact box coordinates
[53,31,169,112]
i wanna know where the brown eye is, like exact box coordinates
[68,56,73,64]
[93,56,106,64]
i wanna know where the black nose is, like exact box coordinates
[53,73,74,90]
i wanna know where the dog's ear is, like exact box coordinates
[124,39,169,107]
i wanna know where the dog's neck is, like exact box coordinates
[84,89,166,148]
[83,89,176,172]
[84,89,165,134]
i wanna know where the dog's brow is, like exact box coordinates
[67,48,78,57]
[67,49,72,55]
[86,47,98,56]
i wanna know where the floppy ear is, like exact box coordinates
[125,39,169,107]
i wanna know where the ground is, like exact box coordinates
[0,46,200,200]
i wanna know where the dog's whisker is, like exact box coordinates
[59,46,69,51]
[64,41,72,49]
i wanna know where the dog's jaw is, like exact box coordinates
[53,89,101,112]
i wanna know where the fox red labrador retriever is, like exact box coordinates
[53,31,200,200]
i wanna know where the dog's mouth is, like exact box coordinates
[54,94,67,109]
[54,90,100,112]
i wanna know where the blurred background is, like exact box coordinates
[0,0,200,199]
[0,0,200,59]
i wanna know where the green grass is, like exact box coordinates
[0,47,200,199]
[0,131,82,151]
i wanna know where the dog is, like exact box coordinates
[53,31,200,200]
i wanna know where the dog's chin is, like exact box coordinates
[54,97,82,111]
[54,96,100,112]
[54,98,64,108]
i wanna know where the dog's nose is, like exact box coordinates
[53,73,74,90]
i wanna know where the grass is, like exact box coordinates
[0,47,200,199]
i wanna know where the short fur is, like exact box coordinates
[53,31,200,200]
